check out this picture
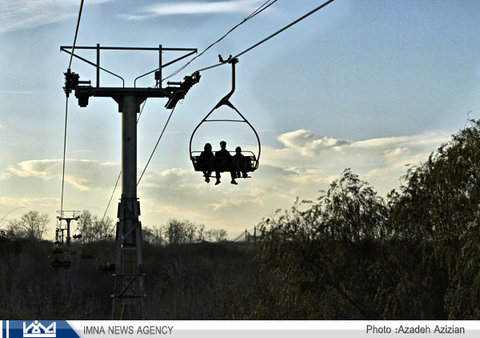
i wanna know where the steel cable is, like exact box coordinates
[196,0,335,73]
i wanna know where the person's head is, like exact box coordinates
[204,143,212,151]
[220,141,227,149]
[235,146,242,154]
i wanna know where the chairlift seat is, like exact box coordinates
[51,259,72,269]
[81,253,95,259]
[52,246,65,254]
[97,261,115,273]
[191,151,257,173]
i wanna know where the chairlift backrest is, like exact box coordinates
[191,150,258,173]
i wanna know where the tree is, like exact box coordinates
[254,120,480,319]
[142,226,163,246]
[163,219,199,245]
[256,170,391,319]
[160,219,227,245]
[77,210,114,243]
[7,211,49,240]
[205,229,227,242]
[389,120,480,318]
[77,210,94,242]
[391,120,480,242]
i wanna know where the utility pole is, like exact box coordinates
[61,44,199,319]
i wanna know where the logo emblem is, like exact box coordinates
[23,321,56,338]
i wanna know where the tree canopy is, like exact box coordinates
[255,120,480,319]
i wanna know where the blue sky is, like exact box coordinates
[1,0,480,238]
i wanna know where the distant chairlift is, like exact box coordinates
[51,223,72,269]
[51,243,72,269]
[189,57,261,177]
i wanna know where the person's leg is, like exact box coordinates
[203,170,210,183]
[242,159,249,178]
[230,171,237,185]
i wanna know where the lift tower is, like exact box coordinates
[61,44,199,319]
[57,210,80,247]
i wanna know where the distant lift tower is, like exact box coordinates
[61,44,200,319]
[57,210,80,247]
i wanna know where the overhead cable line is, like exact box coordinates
[101,0,279,213]
[60,98,70,214]
[102,170,121,225]
[68,0,85,69]
[162,0,279,82]
[101,98,149,224]
[102,100,177,224]
[60,0,85,215]
[137,104,178,185]
[100,0,334,222]
[197,0,335,73]
[0,207,25,227]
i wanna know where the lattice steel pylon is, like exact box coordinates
[61,44,200,319]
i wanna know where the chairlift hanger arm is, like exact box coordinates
[214,57,238,109]
[188,57,261,167]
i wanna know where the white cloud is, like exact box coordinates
[0,196,56,209]
[0,0,112,32]
[263,129,451,196]
[6,159,119,191]
[119,0,266,20]
[126,128,452,231]
[0,129,453,236]
[277,129,351,156]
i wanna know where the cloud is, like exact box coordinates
[277,129,351,156]
[0,0,111,32]
[5,159,119,191]
[129,128,451,231]
[263,129,451,196]
[136,164,296,228]
[0,129,453,236]
[119,0,266,20]
[0,196,56,209]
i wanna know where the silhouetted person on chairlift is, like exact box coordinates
[232,146,249,179]
[215,140,237,185]
[199,143,214,183]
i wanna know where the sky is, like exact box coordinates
[1,0,480,239]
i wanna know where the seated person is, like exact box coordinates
[232,146,249,179]
[215,140,236,185]
[198,143,214,183]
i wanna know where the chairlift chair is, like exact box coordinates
[51,247,72,269]
[189,58,261,177]
[51,258,72,269]
[96,261,115,273]
[52,245,65,255]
